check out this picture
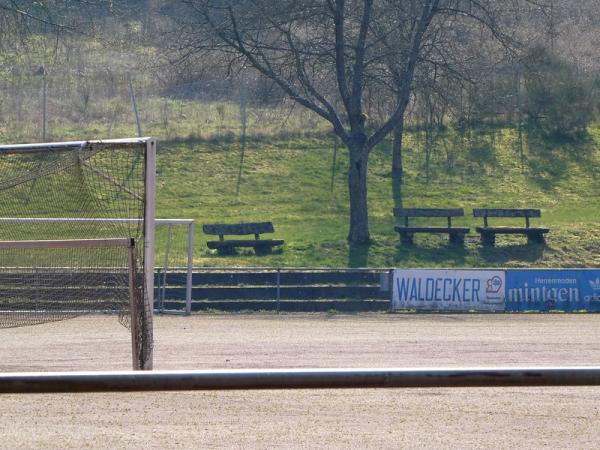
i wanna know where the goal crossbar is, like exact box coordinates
[0,238,133,250]
[0,138,153,154]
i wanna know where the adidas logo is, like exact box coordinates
[589,277,600,291]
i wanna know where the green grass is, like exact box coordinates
[155,124,600,268]
[1,33,596,269]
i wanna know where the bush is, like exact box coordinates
[523,46,597,137]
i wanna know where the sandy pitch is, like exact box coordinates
[0,313,599,449]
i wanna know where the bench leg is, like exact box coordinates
[400,232,414,245]
[449,232,465,245]
[527,233,545,244]
[480,231,495,247]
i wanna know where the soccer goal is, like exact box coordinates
[0,217,195,315]
[0,138,155,370]
[154,219,195,315]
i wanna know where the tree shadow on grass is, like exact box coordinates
[477,242,545,264]
[203,247,284,258]
[466,135,498,174]
[525,127,597,191]
[348,244,370,268]
[393,239,468,266]
[392,171,403,211]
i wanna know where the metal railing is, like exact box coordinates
[161,267,391,313]
[2,367,600,393]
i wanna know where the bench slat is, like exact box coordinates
[395,226,469,233]
[473,208,541,218]
[394,208,464,217]
[475,227,550,234]
[203,222,275,236]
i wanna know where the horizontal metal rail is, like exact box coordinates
[1,367,600,393]
[192,267,391,272]
[0,218,194,225]
[0,137,151,154]
[0,238,133,250]
[191,267,597,272]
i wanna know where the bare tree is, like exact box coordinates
[0,1,105,35]
[169,0,524,244]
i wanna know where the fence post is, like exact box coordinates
[42,66,48,141]
[276,268,281,314]
[155,267,163,313]
[128,72,143,137]
[186,221,195,315]
[388,269,394,312]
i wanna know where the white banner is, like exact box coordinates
[391,269,505,311]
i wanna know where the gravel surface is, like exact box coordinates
[0,313,599,449]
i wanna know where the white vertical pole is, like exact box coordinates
[143,138,156,370]
[160,224,173,312]
[186,221,195,315]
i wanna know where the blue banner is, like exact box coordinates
[505,270,600,312]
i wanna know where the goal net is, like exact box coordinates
[0,217,196,315]
[0,138,155,370]
[154,219,194,314]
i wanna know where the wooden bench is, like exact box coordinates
[473,208,550,246]
[394,208,470,245]
[203,222,284,254]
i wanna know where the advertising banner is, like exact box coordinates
[391,269,505,311]
[505,270,600,312]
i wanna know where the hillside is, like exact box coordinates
[1,2,599,270]
[156,125,600,268]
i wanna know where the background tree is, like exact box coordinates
[168,0,522,244]
[523,45,597,137]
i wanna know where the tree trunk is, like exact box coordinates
[391,112,405,178]
[392,170,403,210]
[347,141,370,244]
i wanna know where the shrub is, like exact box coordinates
[523,46,597,137]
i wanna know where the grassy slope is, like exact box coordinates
[156,125,600,268]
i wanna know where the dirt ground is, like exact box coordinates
[0,313,599,449]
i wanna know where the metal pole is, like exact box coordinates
[42,66,47,141]
[388,269,394,312]
[186,221,195,315]
[160,224,173,313]
[236,80,247,197]
[143,139,156,370]
[0,238,132,249]
[235,78,248,197]
[276,268,281,314]
[128,73,143,137]
[0,137,153,154]
[155,268,163,313]
[2,367,600,393]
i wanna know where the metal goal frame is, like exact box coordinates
[0,137,156,370]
